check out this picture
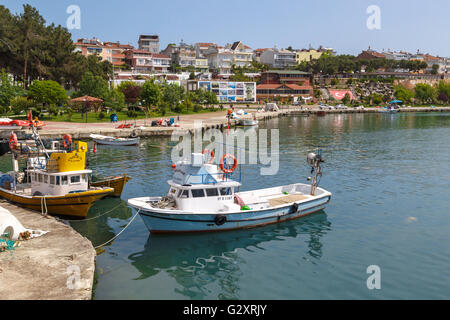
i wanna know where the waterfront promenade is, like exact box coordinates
[2,106,449,140]
[0,201,96,300]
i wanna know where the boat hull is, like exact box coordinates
[130,194,331,234]
[91,136,140,146]
[0,188,114,218]
[90,175,130,197]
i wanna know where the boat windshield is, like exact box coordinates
[219,187,232,195]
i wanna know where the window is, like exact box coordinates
[38,174,43,183]
[219,187,232,196]
[206,188,219,197]
[56,176,60,186]
[62,176,68,185]
[179,190,189,198]
[43,175,48,184]
[50,176,55,185]
[70,176,81,184]
[191,189,205,198]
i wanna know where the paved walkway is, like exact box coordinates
[0,201,96,300]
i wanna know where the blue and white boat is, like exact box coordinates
[128,152,332,234]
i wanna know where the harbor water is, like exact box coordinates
[2,112,449,299]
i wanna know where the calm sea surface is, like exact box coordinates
[3,112,449,299]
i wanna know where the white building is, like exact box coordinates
[260,48,297,68]
[204,41,253,74]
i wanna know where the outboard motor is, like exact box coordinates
[307,150,324,196]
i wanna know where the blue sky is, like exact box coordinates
[1,0,449,56]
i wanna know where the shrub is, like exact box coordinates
[11,97,38,115]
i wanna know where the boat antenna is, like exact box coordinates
[307,148,324,196]
[30,122,49,159]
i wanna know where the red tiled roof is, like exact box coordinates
[422,54,439,61]
[128,49,152,55]
[285,84,313,90]
[254,48,268,52]
[166,75,179,80]
[256,84,282,90]
[257,84,313,90]
[197,42,215,47]
[152,53,170,59]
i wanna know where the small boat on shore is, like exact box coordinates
[90,134,140,146]
[128,151,332,234]
[90,174,130,197]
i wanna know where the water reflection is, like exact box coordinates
[128,212,331,299]
[69,198,133,250]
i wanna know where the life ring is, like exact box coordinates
[130,130,139,138]
[214,215,227,226]
[219,154,237,174]
[63,134,72,149]
[9,132,18,150]
[202,149,215,164]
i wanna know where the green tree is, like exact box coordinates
[27,80,67,105]
[0,69,24,108]
[78,71,108,98]
[161,82,185,112]
[431,64,439,75]
[414,83,437,104]
[15,4,46,88]
[141,80,161,110]
[394,85,414,103]
[341,93,351,105]
[103,88,125,112]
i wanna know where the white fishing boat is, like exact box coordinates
[128,151,332,234]
[89,134,140,146]
[237,114,258,127]
[237,119,259,126]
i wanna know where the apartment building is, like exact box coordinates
[203,41,253,74]
[296,46,334,63]
[162,41,196,68]
[125,50,170,73]
[152,54,171,73]
[195,42,216,58]
[74,38,133,67]
[259,48,296,68]
[125,49,153,73]
[138,35,160,53]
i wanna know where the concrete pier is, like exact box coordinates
[0,201,96,300]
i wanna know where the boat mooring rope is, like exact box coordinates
[62,202,124,222]
[40,196,48,216]
[94,208,141,249]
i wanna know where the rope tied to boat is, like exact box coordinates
[94,208,141,249]
[40,196,48,216]
[61,202,124,222]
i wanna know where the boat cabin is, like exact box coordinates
[28,169,91,196]
[167,153,242,212]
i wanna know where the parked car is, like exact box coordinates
[335,104,348,110]
[354,105,365,110]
